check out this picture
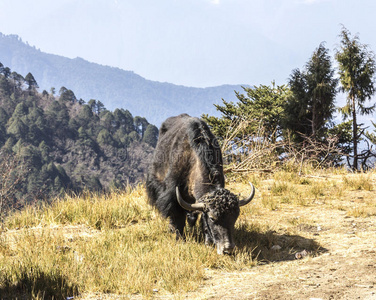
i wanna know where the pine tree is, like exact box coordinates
[7,117,28,140]
[335,26,376,170]
[202,83,289,141]
[24,72,39,91]
[60,89,77,103]
[285,43,337,142]
[142,124,159,147]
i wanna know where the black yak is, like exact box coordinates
[146,114,255,254]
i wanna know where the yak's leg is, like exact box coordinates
[168,214,186,240]
[201,216,214,245]
[186,211,199,227]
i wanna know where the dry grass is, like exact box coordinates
[1,186,222,298]
[0,168,375,299]
[342,173,374,191]
[0,185,258,299]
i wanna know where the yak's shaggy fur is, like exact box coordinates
[199,188,240,216]
[146,114,224,223]
[146,114,252,254]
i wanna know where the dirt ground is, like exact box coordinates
[159,174,375,300]
[182,205,376,300]
[80,187,376,300]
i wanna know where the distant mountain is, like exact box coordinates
[0,33,245,126]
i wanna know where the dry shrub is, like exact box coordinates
[221,119,283,175]
[283,134,344,172]
[342,174,374,191]
[260,191,278,211]
[219,119,345,176]
[347,206,376,218]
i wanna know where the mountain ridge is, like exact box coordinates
[0,33,245,125]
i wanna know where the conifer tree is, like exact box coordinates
[24,72,39,90]
[202,83,289,141]
[285,43,337,142]
[335,26,376,170]
[142,124,159,147]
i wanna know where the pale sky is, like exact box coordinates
[0,0,375,88]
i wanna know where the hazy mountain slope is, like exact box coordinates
[0,33,245,125]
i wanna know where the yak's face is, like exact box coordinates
[176,184,255,255]
[199,189,240,255]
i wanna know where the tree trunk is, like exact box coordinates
[312,99,316,138]
[352,95,358,171]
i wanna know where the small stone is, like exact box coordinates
[295,249,308,259]
[271,245,282,251]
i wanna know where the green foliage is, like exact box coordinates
[285,43,338,142]
[327,120,353,163]
[203,42,349,170]
[97,128,115,146]
[365,121,376,145]
[6,116,28,139]
[0,61,157,206]
[336,27,376,115]
[335,26,376,170]
[142,124,159,147]
[24,72,39,91]
[202,82,289,141]
[59,88,77,103]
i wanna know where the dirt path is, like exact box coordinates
[180,207,376,300]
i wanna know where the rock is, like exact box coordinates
[295,249,308,259]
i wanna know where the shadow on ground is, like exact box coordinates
[0,269,79,300]
[234,224,327,262]
[184,218,327,263]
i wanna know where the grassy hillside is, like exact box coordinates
[1,168,375,299]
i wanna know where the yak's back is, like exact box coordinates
[151,114,224,182]
[159,114,223,168]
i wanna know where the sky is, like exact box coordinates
[0,0,375,89]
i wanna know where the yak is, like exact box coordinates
[146,114,255,255]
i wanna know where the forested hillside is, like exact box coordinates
[0,33,245,126]
[0,62,157,207]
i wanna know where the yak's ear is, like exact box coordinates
[238,182,255,207]
[176,187,205,211]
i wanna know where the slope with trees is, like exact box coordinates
[0,62,158,210]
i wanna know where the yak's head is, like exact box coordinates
[176,184,255,255]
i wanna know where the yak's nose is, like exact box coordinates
[223,246,234,255]
[217,243,235,255]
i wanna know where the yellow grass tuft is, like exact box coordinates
[4,184,153,230]
[342,174,374,191]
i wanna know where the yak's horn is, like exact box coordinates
[238,182,255,207]
[176,187,205,211]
